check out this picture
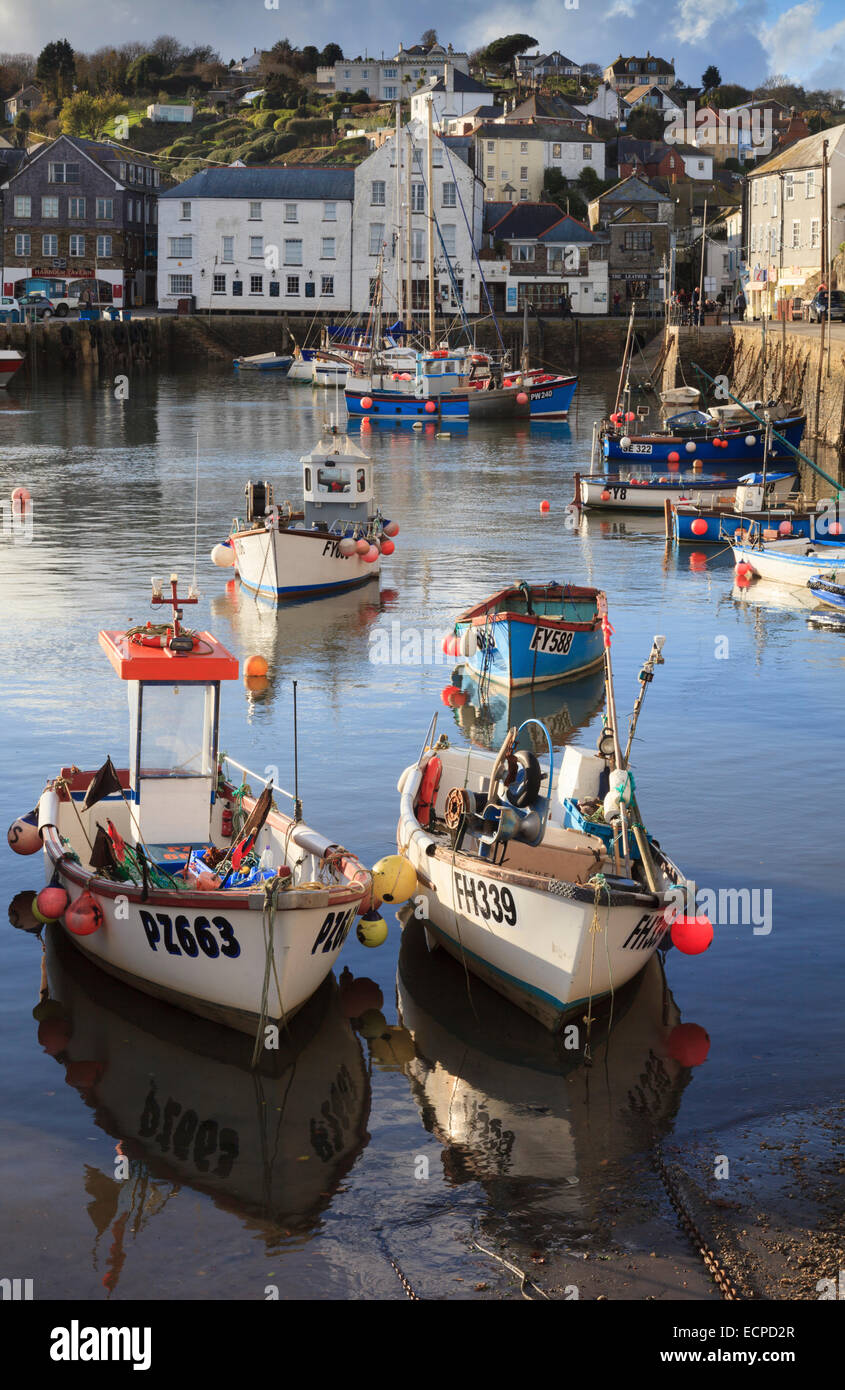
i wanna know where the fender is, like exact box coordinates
[415,756,442,829]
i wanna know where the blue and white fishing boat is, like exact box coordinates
[233,350,293,374]
[578,469,797,514]
[731,535,845,586]
[807,577,845,612]
[602,406,806,467]
[447,583,605,690]
[346,349,576,423]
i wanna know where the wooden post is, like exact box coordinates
[664,496,672,539]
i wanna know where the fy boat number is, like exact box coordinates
[529,625,574,655]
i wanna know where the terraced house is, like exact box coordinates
[1,134,162,306]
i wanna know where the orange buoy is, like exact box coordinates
[356,537,370,555]
[540,499,550,513]
[361,396,373,410]
[691,518,708,536]
[380,538,395,555]
[7,812,41,855]
[244,654,268,678]
[65,892,104,937]
[600,490,611,502]
[667,451,680,463]
[424,400,436,413]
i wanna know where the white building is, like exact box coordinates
[576,82,621,122]
[146,103,195,123]
[514,51,582,84]
[156,167,355,313]
[410,65,494,129]
[317,42,469,102]
[351,119,483,319]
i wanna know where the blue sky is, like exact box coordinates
[2,0,844,92]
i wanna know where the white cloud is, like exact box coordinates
[761,1,845,81]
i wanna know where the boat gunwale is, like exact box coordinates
[454,584,604,631]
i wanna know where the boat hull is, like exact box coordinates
[580,472,796,513]
[674,508,815,544]
[230,524,381,600]
[0,350,24,388]
[456,612,604,689]
[345,375,577,423]
[732,539,845,585]
[602,416,805,466]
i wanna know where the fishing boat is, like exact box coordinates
[9,575,373,1037]
[217,430,396,601]
[287,346,319,383]
[446,582,605,690]
[395,628,711,1033]
[807,577,845,612]
[577,469,797,514]
[672,480,832,544]
[601,405,806,467]
[0,349,24,388]
[731,535,845,586]
[233,350,293,374]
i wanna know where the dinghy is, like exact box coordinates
[395,628,710,1033]
[12,575,373,1037]
[447,582,605,689]
[731,535,845,586]
[217,430,397,602]
[233,350,293,373]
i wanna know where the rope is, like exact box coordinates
[471,1242,550,1300]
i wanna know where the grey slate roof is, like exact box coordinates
[429,70,491,95]
[160,166,356,199]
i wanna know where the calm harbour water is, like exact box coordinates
[1,363,842,1300]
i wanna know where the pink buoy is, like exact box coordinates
[11,486,31,516]
[829,522,843,537]
[35,886,69,921]
[356,538,370,555]
[360,396,373,410]
[383,521,399,537]
[363,545,379,563]
[65,892,104,937]
[424,400,436,413]
[516,391,528,405]
[778,520,792,535]
[691,518,708,536]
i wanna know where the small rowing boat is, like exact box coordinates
[233,351,293,374]
[447,582,605,689]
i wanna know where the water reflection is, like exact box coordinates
[40,925,370,1279]
[396,921,693,1238]
[443,663,606,751]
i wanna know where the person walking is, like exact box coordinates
[734,290,746,322]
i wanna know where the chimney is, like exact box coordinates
[445,62,453,93]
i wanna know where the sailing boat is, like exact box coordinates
[344,105,577,424]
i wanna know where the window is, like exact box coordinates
[487,164,495,179]
[169,236,192,257]
[369,222,385,255]
[96,198,113,220]
[487,140,494,151]
[284,239,302,265]
[248,201,262,220]
[791,219,800,248]
[249,235,263,257]
[321,274,334,296]
[811,218,820,248]
[519,188,529,201]
[411,183,425,213]
[286,275,299,294]
[624,229,653,250]
[321,237,335,258]
[15,233,30,256]
[250,274,263,294]
[69,196,85,218]
[42,234,58,256]
[324,202,337,221]
[520,141,528,153]
[69,234,85,257]
[761,179,767,203]
[411,227,425,261]
[180,201,191,219]
[118,163,126,181]
[442,181,456,207]
[384,67,397,77]
[520,166,528,181]
[371,180,386,205]
[213,273,226,293]
[384,86,397,99]
[48,161,80,183]
[97,235,113,257]
[785,174,794,200]
[513,244,535,261]
[361,68,369,77]
[752,181,758,205]
[269,281,279,297]
[441,224,456,256]
[222,236,234,263]
[583,145,592,159]
[284,203,298,222]
[433,148,443,167]
[146,168,152,185]
[806,170,815,197]
[169,274,192,295]
[13,195,30,217]
[42,196,59,218]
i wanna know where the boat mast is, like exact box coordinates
[427,96,436,350]
[521,297,529,374]
[394,100,402,324]
[405,128,413,336]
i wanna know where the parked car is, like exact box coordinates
[17,292,55,319]
[808,290,845,322]
[0,295,21,321]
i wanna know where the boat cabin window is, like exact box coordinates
[357,468,367,493]
[304,467,312,491]
[137,683,216,778]
[316,466,351,494]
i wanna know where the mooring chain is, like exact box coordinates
[375,1232,422,1300]
[651,1139,751,1301]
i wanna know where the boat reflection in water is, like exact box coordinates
[396,919,696,1235]
[40,926,370,1278]
[444,663,606,752]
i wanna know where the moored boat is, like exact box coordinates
[577,469,797,514]
[0,349,24,388]
[447,582,605,689]
[233,350,293,373]
[732,535,845,586]
[807,576,845,612]
[10,575,373,1037]
[218,430,397,602]
[601,405,805,467]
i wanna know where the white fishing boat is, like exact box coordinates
[0,349,24,388]
[233,350,293,374]
[218,430,397,601]
[311,355,350,388]
[577,469,797,514]
[732,535,845,586]
[11,575,373,1038]
[395,630,710,1033]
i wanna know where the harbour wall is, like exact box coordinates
[0,314,662,378]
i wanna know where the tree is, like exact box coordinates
[13,109,30,147]
[150,35,186,70]
[707,83,751,109]
[477,34,538,72]
[421,29,438,48]
[543,168,587,221]
[300,46,320,74]
[126,52,164,93]
[580,62,602,76]
[320,43,343,66]
[625,106,664,140]
[36,39,75,100]
[701,65,721,92]
[59,91,126,139]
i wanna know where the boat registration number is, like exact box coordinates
[140,910,241,959]
[530,625,574,655]
[311,906,356,955]
[453,871,517,926]
[630,443,652,454]
[532,389,554,401]
[621,910,668,951]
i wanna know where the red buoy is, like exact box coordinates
[65,892,104,937]
[380,538,395,556]
[516,391,529,406]
[691,518,708,536]
[668,451,680,463]
[670,913,713,955]
[360,396,373,410]
[600,490,611,501]
[540,499,550,513]
[35,886,69,921]
[425,400,436,413]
